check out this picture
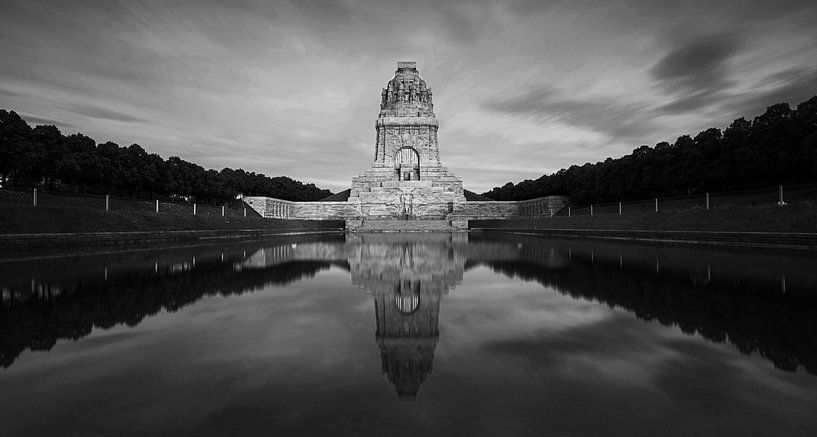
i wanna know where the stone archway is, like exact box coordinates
[395,146,420,181]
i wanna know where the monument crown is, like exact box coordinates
[397,61,417,70]
[380,61,434,117]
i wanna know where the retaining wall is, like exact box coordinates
[244,195,569,222]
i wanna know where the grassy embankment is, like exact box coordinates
[0,205,343,234]
[0,190,342,234]
[472,204,817,233]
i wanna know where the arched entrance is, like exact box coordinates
[395,147,420,181]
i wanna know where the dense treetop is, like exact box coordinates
[483,97,817,204]
[0,110,332,203]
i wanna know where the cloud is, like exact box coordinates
[726,68,817,117]
[18,113,74,129]
[482,87,655,141]
[651,33,743,113]
[62,103,146,124]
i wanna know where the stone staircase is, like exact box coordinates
[352,219,459,232]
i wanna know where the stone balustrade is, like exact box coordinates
[517,195,570,218]
[243,197,294,219]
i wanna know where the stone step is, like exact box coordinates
[353,219,458,233]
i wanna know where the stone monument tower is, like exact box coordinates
[348,61,466,220]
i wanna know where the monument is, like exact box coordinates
[244,62,569,230]
[347,61,466,222]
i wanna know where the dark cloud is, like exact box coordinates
[483,87,654,141]
[657,90,727,114]
[62,103,145,124]
[727,68,817,117]
[650,33,743,102]
[19,113,74,129]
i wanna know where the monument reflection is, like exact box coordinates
[348,234,466,400]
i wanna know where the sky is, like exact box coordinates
[1,0,816,193]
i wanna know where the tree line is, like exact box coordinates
[0,110,332,203]
[483,96,817,204]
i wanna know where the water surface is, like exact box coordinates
[1,233,816,436]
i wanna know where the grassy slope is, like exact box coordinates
[472,204,817,233]
[0,205,343,234]
[2,195,814,235]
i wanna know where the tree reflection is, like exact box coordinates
[470,233,817,375]
[0,250,338,368]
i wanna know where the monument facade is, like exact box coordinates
[348,61,466,220]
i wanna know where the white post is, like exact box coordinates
[155,199,159,213]
[222,205,225,217]
[106,195,110,211]
[33,188,37,206]
[590,205,594,216]
[618,202,622,215]
[568,206,571,217]
[706,193,710,210]
[779,185,784,205]
[655,198,659,213]
[243,207,247,217]
[193,203,197,215]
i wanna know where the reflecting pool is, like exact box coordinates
[1,232,817,436]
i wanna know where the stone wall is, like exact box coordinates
[292,201,360,220]
[455,201,519,219]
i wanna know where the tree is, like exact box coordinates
[0,109,334,202]
[483,96,817,202]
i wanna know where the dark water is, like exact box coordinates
[1,232,817,436]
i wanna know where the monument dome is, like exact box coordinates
[379,61,435,118]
